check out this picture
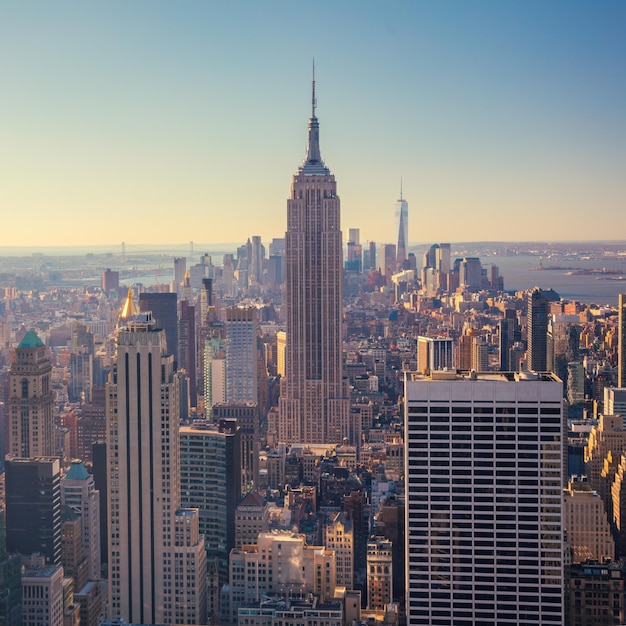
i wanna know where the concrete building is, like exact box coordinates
[225,307,258,404]
[416,336,454,374]
[367,536,393,611]
[323,510,354,589]
[568,561,625,626]
[276,70,350,444]
[605,387,626,420]
[472,337,490,372]
[234,491,271,549]
[585,413,626,502]
[74,580,104,626]
[563,477,614,563]
[238,597,343,626]
[379,243,397,281]
[8,330,54,457]
[203,308,226,419]
[101,268,119,295]
[107,294,206,624]
[61,460,101,581]
[224,531,336,623]
[173,256,186,296]
[61,509,88,592]
[404,370,564,625]
[459,257,482,291]
[21,562,64,626]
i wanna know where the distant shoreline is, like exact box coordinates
[0,240,625,258]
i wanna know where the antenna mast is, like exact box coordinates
[312,59,317,118]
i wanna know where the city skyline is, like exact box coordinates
[1,2,625,247]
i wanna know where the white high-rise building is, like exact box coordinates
[605,387,626,420]
[404,370,563,625]
[225,306,258,404]
[107,293,207,624]
[277,67,350,444]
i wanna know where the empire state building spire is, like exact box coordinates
[300,61,328,175]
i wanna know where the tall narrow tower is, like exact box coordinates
[394,183,409,269]
[618,293,626,388]
[107,292,206,624]
[8,331,54,457]
[277,67,350,444]
[527,287,549,372]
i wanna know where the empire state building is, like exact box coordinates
[275,71,350,444]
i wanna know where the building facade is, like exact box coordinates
[394,192,408,270]
[107,297,206,624]
[225,307,258,404]
[277,71,350,444]
[527,287,549,372]
[5,456,61,565]
[617,293,626,387]
[8,331,54,457]
[404,370,563,625]
[179,421,241,589]
[61,460,101,581]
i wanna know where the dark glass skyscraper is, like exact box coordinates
[5,456,61,565]
[138,292,178,368]
[527,287,549,372]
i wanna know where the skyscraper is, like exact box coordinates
[179,420,241,588]
[394,186,408,269]
[173,256,186,295]
[8,331,54,457]
[225,307,258,404]
[178,298,197,408]
[276,68,350,444]
[61,460,101,581]
[404,370,564,624]
[138,291,178,368]
[107,294,206,624]
[5,456,61,565]
[416,336,454,373]
[617,293,626,387]
[527,287,550,372]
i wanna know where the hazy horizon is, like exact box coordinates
[1,2,625,246]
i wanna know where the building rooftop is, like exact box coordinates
[407,370,561,383]
[238,491,265,508]
[65,460,90,481]
[18,330,45,349]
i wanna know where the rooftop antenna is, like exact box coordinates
[312,59,317,118]
[400,177,403,202]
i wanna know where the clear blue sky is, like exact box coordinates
[1,1,624,246]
